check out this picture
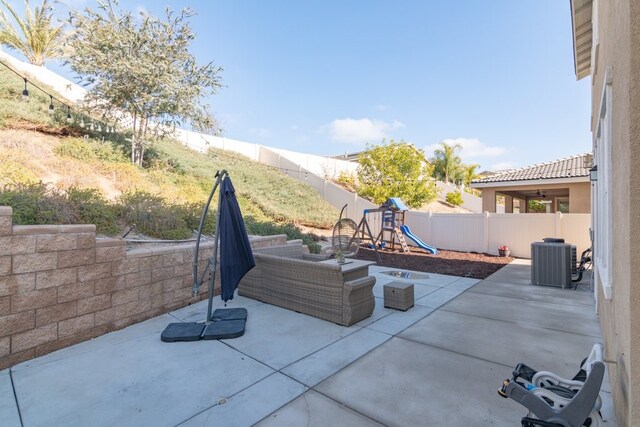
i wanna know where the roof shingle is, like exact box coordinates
[471,153,592,184]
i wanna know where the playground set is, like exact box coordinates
[332,198,437,260]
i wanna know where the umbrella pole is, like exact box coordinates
[206,175,225,323]
[192,170,227,296]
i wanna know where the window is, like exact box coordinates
[556,197,570,213]
[593,69,613,299]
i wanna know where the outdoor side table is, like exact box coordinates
[383,281,414,311]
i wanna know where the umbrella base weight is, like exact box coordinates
[202,319,246,340]
[212,308,247,321]
[160,308,247,342]
[160,323,206,342]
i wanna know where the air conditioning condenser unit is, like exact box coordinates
[531,242,575,289]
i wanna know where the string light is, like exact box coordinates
[0,60,117,137]
[22,78,29,101]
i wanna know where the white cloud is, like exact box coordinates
[425,138,506,158]
[490,161,517,171]
[325,118,405,144]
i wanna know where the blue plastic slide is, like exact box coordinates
[400,225,438,255]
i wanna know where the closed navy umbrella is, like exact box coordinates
[161,171,253,342]
[218,176,255,302]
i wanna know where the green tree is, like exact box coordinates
[357,140,437,208]
[0,0,65,66]
[67,0,223,165]
[430,141,462,184]
[528,199,547,213]
[461,163,480,187]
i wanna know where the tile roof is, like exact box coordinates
[471,153,593,185]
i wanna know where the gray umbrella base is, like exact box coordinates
[202,319,246,340]
[160,323,206,342]
[212,307,248,321]
[160,308,247,342]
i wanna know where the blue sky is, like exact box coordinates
[20,1,591,170]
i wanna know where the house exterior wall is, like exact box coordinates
[589,0,639,424]
[481,188,497,212]
[0,206,286,370]
[568,183,591,213]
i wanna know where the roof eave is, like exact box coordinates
[571,0,593,80]
[470,176,590,189]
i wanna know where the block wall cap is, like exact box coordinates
[95,238,125,248]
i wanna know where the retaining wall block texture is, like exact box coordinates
[0,207,12,236]
[0,209,285,369]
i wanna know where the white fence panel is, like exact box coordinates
[488,214,556,257]
[324,183,375,221]
[405,212,484,252]
[433,214,485,252]
[270,148,358,179]
[305,173,326,195]
[560,214,591,256]
[402,212,590,258]
[258,147,281,168]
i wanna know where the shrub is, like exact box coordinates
[55,137,127,163]
[117,191,215,239]
[336,171,357,192]
[117,191,189,239]
[0,160,39,185]
[55,138,96,161]
[66,187,119,235]
[0,182,76,224]
[446,191,463,206]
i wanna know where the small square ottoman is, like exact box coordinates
[384,281,414,311]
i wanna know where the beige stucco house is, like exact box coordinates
[570,0,640,424]
[471,154,592,213]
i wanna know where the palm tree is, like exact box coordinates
[431,141,462,184]
[462,163,480,187]
[0,0,65,66]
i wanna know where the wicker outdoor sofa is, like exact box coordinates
[238,242,376,326]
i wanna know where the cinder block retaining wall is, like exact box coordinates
[0,206,286,369]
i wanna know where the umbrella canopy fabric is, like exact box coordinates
[219,177,255,302]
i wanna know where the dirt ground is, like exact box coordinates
[354,246,514,279]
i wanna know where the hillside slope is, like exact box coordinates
[0,66,338,242]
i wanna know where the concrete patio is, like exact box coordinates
[0,260,615,426]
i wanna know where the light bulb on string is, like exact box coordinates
[22,78,29,101]
[48,95,54,115]
[80,118,85,128]
[66,106,72,123]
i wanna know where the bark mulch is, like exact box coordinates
[354,246,514,279]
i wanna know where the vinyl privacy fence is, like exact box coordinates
[404,212,591,258]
